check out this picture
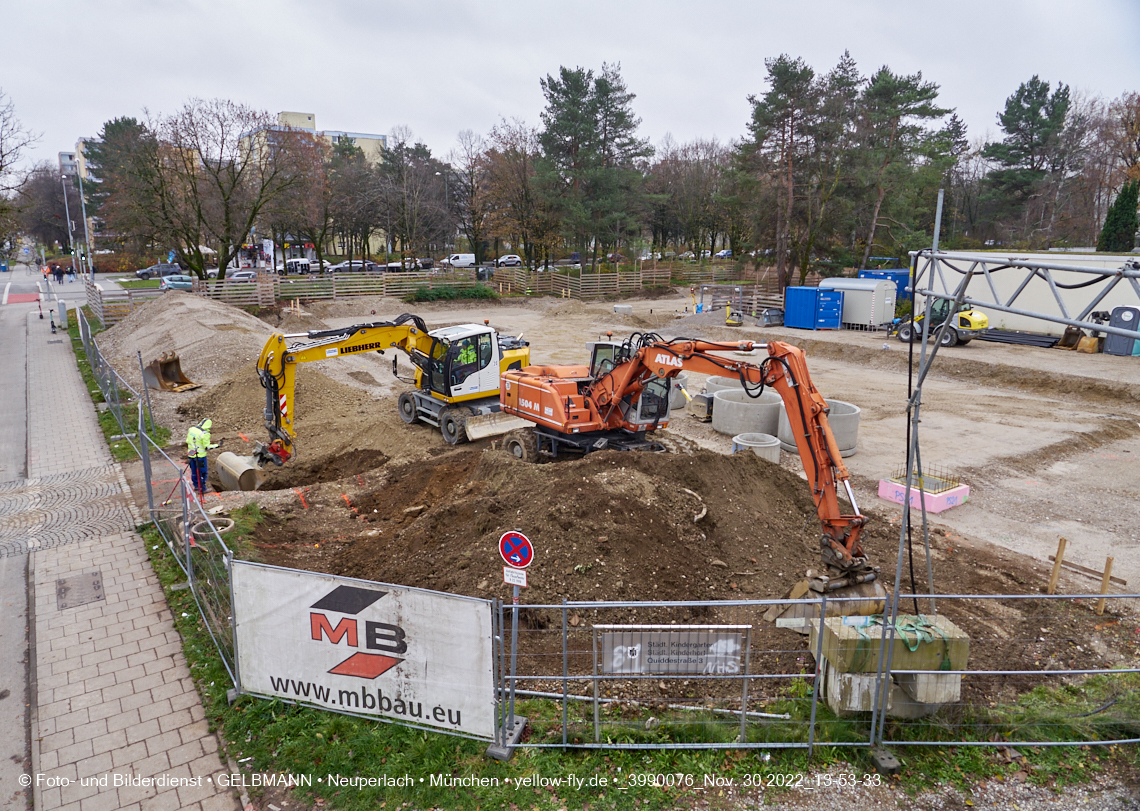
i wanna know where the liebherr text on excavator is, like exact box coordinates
[498,333,877,592]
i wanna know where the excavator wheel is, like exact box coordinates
[397,391,418,424]
[503,429,539,463]
[895,322,916,343]
[440,407,472,445]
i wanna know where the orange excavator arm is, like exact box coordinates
[596,338,869,573]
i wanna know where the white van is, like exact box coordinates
[443,253,476,268]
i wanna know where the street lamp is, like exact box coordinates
[60,174,78,277]
[76,169,93,282]
[435,170,450,252]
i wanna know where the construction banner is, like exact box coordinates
[232,562,495,738]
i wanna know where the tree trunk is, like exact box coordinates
[860,184,888,270]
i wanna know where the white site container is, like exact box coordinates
[817,278,896,328]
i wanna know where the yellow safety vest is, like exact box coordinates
[186,425,211,458]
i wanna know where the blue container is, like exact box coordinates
[859,268,912,301]
[784,287,843,330]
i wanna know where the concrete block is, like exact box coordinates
[895,671,961,704]
[813,614,969,674]
[877,480,970,513]
[823,660,882,715]
[712,389,783,436]
[821,661,949,717]
[613,304,633,314]
[778,398,860,457]
[887,682,943,718]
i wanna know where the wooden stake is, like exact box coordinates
[1096,556,1114,616]
[1046,537,1067,595]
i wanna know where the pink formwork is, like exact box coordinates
[877,479,970,513]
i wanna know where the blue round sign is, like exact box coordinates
[499,531,534,569]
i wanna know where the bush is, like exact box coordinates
[406,284,498,302]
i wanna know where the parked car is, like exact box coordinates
[159,274,195,291]
[441,253,476,268]
[605,253,627,263]
[715,249,733,259]
[135,263,182,280]
[226,270,258,282]
[328,260,383,273]
[496,254,523,267]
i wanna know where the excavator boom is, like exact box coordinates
[500,335,869,575]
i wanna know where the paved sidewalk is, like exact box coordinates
[25,309,239,810]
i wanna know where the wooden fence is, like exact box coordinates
[84,280,165,327]
[491,266,672,298]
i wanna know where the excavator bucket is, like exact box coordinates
[142,352,200,392]
[217,452,264,491]
[464,412,533,442]
[764,577,887,633]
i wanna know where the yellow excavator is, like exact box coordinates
[217,313,531,490]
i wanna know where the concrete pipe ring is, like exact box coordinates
[711,389,784,436]
[191,518,235,542]
[777,398,861,457]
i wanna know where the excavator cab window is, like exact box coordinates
[633,377,671,425]
[477,333,494,368]
[589,342,621,378]
[449,337,480,385]
[426,338,449,394]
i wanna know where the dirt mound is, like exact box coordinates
[258,446,855,605]
[97,293,273,393]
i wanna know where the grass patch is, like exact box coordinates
[67,308,171,461]
[406,284,498,302]
[118,278,161,289]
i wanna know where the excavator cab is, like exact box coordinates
[587,341,623,378]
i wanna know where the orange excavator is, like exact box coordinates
[499,333,878,592]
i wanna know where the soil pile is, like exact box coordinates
[254,445,888,606]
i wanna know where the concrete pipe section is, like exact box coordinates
[731,432,781,464]
[778,399,860,458]
[668,373,689,410]
[712,389,784,436]
[704,375,745,395]
[217,451,265,491]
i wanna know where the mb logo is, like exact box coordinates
[309,585,407,679]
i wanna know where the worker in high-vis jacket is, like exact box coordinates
[186,419,222,496]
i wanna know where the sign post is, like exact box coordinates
[487,530,534,760]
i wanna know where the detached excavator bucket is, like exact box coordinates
[464,412,532,442]
[142,352,200,392]
[217,452,264,491]
[764,578,887,632]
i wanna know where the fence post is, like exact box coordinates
[740,626,752,742]
[138,401,154,517]
[563,597,567,748]
[808,591,827,757]
[137,351,155,437]
[592,627,600,743]
[182,478,194,588]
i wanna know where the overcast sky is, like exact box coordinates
[6,0,1139,170]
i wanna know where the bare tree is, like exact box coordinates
[0,89,38,262]
[449,130,490,264]
[126,99,299,278]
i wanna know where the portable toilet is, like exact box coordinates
[817,278,896,329]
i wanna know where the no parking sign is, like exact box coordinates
[499,531,534,589]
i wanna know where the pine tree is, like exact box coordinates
[1097,180,1139,252]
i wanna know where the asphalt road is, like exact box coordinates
[0,268,38,809]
